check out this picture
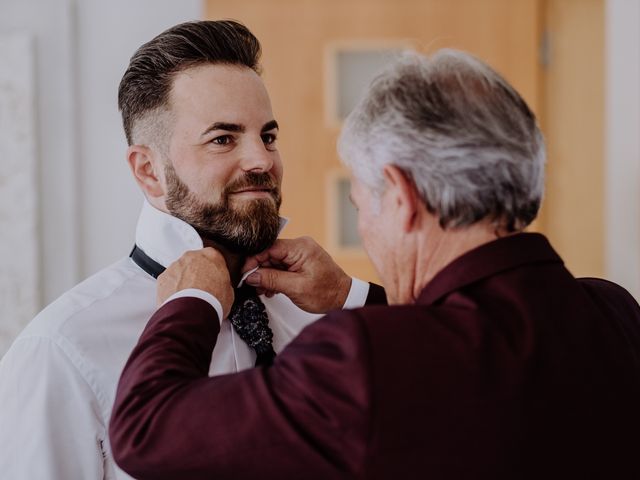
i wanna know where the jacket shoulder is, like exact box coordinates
[577,277,640,317]
[578,277,640,365]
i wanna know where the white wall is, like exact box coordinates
[75,0,203,279]
[605,0,640,300]
[0,0,202,311]
[0,33,39,355]
[1,0,79,309]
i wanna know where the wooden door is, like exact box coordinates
[206,0,542,282]
[541,0,605,278]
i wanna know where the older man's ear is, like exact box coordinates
[381,164,421,233]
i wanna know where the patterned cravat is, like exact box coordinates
[129,245,275,366]
[228,285,276,367]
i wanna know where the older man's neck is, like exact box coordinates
[413,220,510,301]
[201,238,246,287]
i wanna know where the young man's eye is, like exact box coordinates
[211,135,233,145]
[262,133,277,145]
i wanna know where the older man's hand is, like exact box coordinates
[243,237,352,314]
[157,248,234,318]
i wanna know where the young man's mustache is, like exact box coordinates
[225,173,280,198]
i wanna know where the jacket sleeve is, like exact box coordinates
[110,297,371,480]
[0,336,106,480]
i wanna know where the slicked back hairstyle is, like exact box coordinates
[118,20,262,146]
[338,49,546,232]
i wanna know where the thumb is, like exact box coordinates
[245,267,301,296]
[241,256,260,274]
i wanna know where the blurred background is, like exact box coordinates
[0,0,638,355]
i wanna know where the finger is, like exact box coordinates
[242,256,260,273]
[257,238,301,265]
[245,267,301,296]
[261,237,317,271]
[242,248,293,276]
[250,242,286,264]
[242,246,285,273]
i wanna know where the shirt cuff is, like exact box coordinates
[163,289,224,324]
[342,277,370,310]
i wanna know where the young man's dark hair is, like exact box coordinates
[118,20,262,145]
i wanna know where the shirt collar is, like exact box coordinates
[134,199,289,269]
[135,200,203,269]
[417,233,564,306]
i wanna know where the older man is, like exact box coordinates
[0,21,380,479]
[110,50,640,479]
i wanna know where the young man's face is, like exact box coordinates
[162,63,283,254]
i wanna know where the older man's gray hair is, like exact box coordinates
[338,49,545,232]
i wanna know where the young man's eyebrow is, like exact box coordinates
[261,120,279,132]
[200,122,245,137]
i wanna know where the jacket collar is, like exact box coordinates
[417,233,563,306]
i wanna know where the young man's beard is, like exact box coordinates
[164,163,282,255]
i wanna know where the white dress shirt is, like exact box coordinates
[0,200,370,480]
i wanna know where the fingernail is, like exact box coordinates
[246,272,260,286]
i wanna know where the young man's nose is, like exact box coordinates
[240,140,274,172]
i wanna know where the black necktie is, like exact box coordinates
[229,285,276,367]
[130,244,275,367]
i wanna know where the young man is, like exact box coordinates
[0,21,380,479]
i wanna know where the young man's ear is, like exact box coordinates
[127,145,165,198]
[381,164,420,232]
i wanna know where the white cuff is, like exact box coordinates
[342,278,370,310]
[163,289,224,324]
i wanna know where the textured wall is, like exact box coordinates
[0,0,203,357]
[0,33,39,355]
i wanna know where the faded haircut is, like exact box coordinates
[118,20,262,147]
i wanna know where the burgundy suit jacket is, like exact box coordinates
[110,233,640,479]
